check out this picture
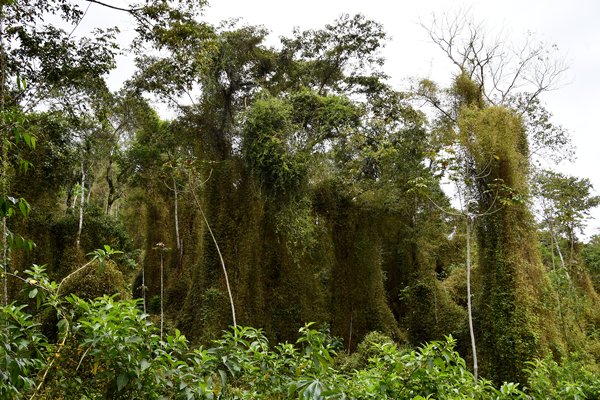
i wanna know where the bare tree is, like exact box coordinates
[416,11,573,165]
[75,157,86,249]
[422,10,568,109]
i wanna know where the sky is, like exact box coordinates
[77,0,600,238]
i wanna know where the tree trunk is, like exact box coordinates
[173,176,182,265]
[1,8,8,306]
[2,217,7,306]
[466,214,478,383]
[160,250,164,341]
[142,265,146,314]
[76,158,85,249]
[106,156,119,215]
[551,224,570,281]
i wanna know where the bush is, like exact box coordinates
[526,355,600,399]
[3,265,600,399]
[338,330,395,372]
[0,304,46,399]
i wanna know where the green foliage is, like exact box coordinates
[454,72,484,108]
[2,266,600,399]
[58,259,128,300]
[526,355,600,399]
[46,205,134,275]
[87,244,124,273]
[583,235,600,291]
[289,89,360,150]
[0,196,30,219]
[534,170,600,247]
[148,294,161,314]
[399,278,467,345]
[2,1,119,109]
[280,13,387,94]
[243,96,307,193]
[344,336,501,399]
[58,295,159,398]
[6,4,600,397]
[273,195,318,255]
[337,330,395,372]
[0,303,46,398]
[456,101,560,383]
[508,94,573,163]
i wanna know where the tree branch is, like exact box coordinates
[84,0,143,13]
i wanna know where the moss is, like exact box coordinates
[327,201,400,347]
[454,72,484,109]
[585,339,600,365]
[443,266,469,308]
[166,159,406,347]
[59,259,129,300]
[459,105,564,383]
[127,107,466,357]
[242,97,307,194]
[399,278,467,346]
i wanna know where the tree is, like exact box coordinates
[0,0,123,300]
[128,14,411,344]
[422,10,567,107]
[534,170,600,271]
[582,235,600,291]
[418,11,572,164]
[459,101,548,384]
[278,13,387,96]
[2,1,118,113]
[410,74,528,383]
[418,12,575,383]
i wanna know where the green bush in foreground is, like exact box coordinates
[1,266,599,399]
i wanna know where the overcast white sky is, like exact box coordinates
[78,0,600,238]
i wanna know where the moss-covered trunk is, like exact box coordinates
[460,105,564,383]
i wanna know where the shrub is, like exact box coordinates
[2,264,600,399]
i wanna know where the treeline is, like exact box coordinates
[2,0,600,391]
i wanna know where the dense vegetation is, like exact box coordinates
[3,269,599,398]
[2,1,600,398]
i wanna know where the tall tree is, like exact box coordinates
[534,170,600,271]
[418,11,576,382]
[458,96,547,384]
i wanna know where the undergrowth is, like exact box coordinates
[1,266,599,399]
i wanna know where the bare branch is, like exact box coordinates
[423,11,569,106]
[84,0,143,13]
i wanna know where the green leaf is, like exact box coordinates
[28,288,38,298]
[218,369,227,387]
[19,160,32,173]
[57,318,68,332]
[25,239,35,253]
[116,373,128,392]
[141,359,151,371]
[18,76,27,91]
[18,199,30,217]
